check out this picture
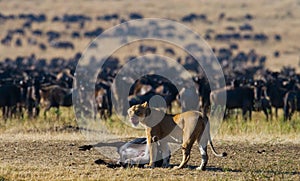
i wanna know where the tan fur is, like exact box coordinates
[127,102,227,170]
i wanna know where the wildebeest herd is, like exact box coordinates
[0,47,299,122]
[0,11,299,122]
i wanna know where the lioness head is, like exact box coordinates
[127,102,151,127]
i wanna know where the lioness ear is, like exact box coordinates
[142,102,148,108]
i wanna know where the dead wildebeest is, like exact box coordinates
[78,137,170,168]
[283,90,300,120]
[40,85,72,118]
[118,137,171,167]
[210,86,254,120]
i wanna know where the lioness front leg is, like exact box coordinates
[146,137,157,168]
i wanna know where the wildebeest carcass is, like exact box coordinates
[118,137,170,167]
[210,86,254,120]
[78,137,170,168]
[40,85,72,118]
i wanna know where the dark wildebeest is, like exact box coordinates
[126,74,178,114]
[210,86,254,120]
[154,84,178,113]
[177,86,199,112]
[95,86,112,119]
[25,81,41,118]
[265,81,288,119]
[0,84,22,119]
[253,82,272,121]
[128,91,157,108]
[193,76,211,116]
[40,85,72,118]
[283,90,300,120]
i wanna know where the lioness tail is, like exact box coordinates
[208,132,227,157]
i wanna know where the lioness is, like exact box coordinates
[127,102,227,170]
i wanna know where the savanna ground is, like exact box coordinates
[0,108,299,181]
[1,0,300,180]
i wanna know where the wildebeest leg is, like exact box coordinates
[269,107,273,121]
[10,106,17,119]
[242,107,247,121]
[108,106,112,118]
[263,107,269,121]
[249,109,252,121]
[290,105,295,120]
[275,108,278,119]
[56,107,60,119]
[18,103,23,119]
[167,103,172,114]
[44,105,51,118]
[8,106,13,119]
[100,109,106,120]
[35,104,40,118]
[28,102,33,118]
[203,102,210,117]
[2,106,7,120]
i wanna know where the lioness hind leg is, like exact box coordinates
[196,145,208,171]
[173,135,196,170]
[173,146,191,169]
[197,128,209,171]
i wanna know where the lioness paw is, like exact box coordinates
[172,166,180,170]
[196,166,206,171]
[144,164,155,169]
